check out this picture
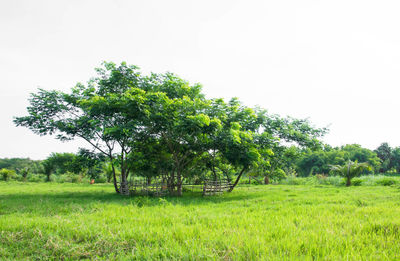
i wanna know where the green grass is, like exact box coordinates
[1,183,400,260]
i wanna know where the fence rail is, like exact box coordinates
[203,179,231,196]
[120,178,231,196]
[129,180,168,196]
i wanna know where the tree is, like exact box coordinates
[0,158,41,174]
[329,160,370,186]
[375,142,392,173]
[14,62,149,193]
[15,61,327,195]
[17,167,30,181]
[220,101,326,192]
[42,158,55,182]
[391,147,400,173]
[341,144,380,173]
[76,149,106,180]
[0,168,17,181]
[145,94,222,195]
[295,144,380,176]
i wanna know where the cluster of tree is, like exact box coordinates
[41,150,106,181]
[0,158,42,174]
[14,62,326,195]
[0,151,107,182]
[293,142,400,177]
[243,144,378,183]
[373,142,400,173]
[294,144,381,176]
[0,158,42,181]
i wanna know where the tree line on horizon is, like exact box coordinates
[1,142,398,185]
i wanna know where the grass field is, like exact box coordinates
[1,182,400,260]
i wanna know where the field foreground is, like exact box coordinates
[1,183,400,260]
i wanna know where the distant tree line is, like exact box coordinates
[1,141,399,187]
[0,151,107,183]
[297,142,400,176]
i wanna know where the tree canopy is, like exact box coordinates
[14,62,327,195]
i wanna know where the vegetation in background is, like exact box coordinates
[0,168,16,181]
[3,141,400,187]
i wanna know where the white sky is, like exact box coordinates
[1,0,400,160]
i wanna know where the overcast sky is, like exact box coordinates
[1,0,400,160]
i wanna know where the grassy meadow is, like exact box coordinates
[1,182,400,260]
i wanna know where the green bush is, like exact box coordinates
[56,172,82,183]
[27,174,46,182]
[375,177,397,186]
[280,176,304,185]
[95,175,107,183]
[70,174,81,183]
[14,174,25,182]
[352,178,363,186]
[250,178,263,185]
[0,169,17,181]
[319,176,344,186]
[278,175,400,187]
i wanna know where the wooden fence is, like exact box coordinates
[120,178,231,196]
[128,180,168,196]
[202,179,231,196]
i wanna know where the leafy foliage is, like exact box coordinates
[14,62,326,194]
[0,168,17,181]
[330,160,371,186]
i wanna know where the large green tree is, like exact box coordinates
[14,62,151,193]
[15,61,326,195]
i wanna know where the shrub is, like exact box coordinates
[375,178,397,186]
[27,174,46,182]
[386,168,398,175]
[273,169,287,182]
[57,172,82,183]
[95,175,107,183]
[315,174,328,180]
[0,169,17,181]
[280,176,305,185]
[352,178,363,186]
[250,178,263,185]
[318,176,344,186]
[278,176,346,186]
[70,174,81,183]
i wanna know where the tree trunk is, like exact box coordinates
[120,180,129,195]
[119,168,129,196]
[46,173,51,182]
[264,176,270,185]
[111,163,120,194]
[346,177,351,187]
[176,170,182,196]
[228,167,247,192]
[167,171,175,195]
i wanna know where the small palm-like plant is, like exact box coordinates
[329,160,370,186]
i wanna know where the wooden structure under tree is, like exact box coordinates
[202,178,231,196]
[119,177,232,196]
